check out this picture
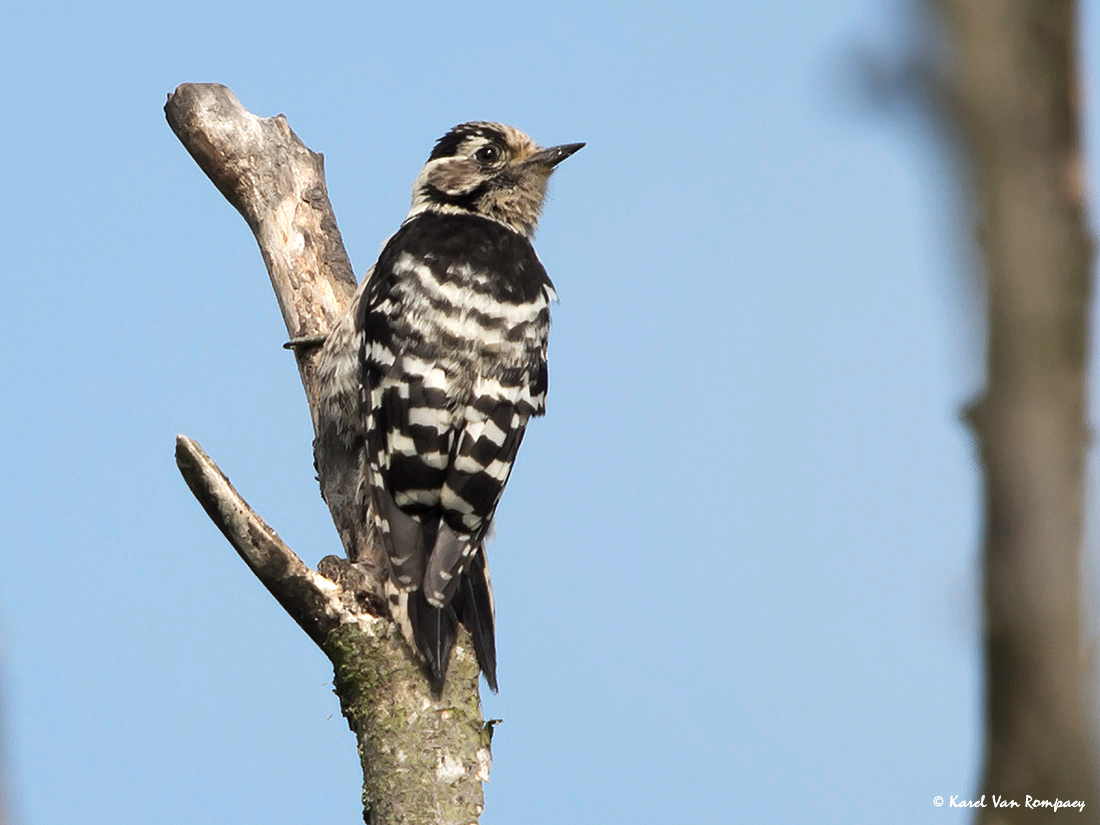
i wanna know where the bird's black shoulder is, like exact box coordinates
[371,212,554,305]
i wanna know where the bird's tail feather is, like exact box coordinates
[454,548,498,692]
[408,589,458,693]
[397,547,497,693]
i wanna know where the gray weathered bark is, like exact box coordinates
[927,2,1099,820]
[166,83,489,825]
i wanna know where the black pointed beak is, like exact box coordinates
[527,142,586,170]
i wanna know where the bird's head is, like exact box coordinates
[408,122,584,237]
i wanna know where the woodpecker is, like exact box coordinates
[313,123,583,692]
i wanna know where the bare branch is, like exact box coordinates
[174,435,349,645]
[164,83,358,431]
[167,84,488,824]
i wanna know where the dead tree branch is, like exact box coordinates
[166,83,489,825]
[175,435,350,645]
[927,1,1099,819]
[165,82,358,429]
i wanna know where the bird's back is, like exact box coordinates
[314,121,581,693]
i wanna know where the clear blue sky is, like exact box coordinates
[2,1,1098,823]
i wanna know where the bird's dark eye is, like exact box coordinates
[474,144,502,164]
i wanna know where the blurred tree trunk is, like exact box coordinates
[929,0,1099,820]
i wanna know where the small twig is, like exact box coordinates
[283,334,329,351]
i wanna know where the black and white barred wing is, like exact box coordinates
[353,213,555,692]
[360,335,453,592]
[426,384,531,605]
[361,328,537,607]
